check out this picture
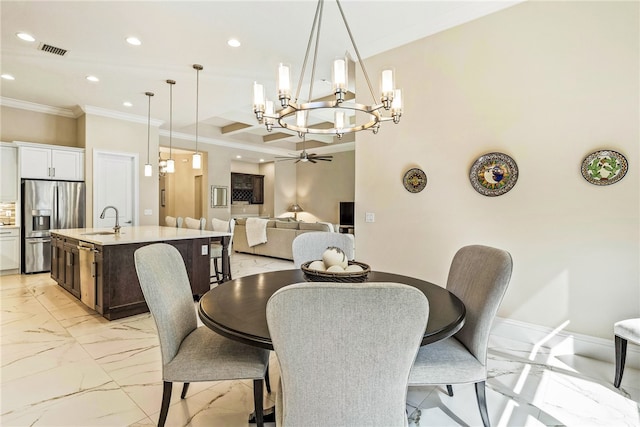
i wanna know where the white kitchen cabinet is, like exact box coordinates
[0,228,20,271]
[0,145,18,201]
[18,143,84,181]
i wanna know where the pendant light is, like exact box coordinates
[165,79,176,173]
[192,64,203,169]
[144,91,154,177]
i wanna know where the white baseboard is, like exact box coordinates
[492,317,640,370]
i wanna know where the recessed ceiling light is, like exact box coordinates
[16,32,35,42]
[86,75,99,82]
[123,101,133,107]
[259,159,265,162]
[227,38,241,48]
[126,36,142,46]
[1,74,15,80]
[236,155,242,159]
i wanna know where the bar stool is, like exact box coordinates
[614,318,640,388]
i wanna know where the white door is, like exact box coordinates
[93,151,137,228]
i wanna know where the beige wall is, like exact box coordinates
[161,152,208,222]
[260,162,275,218]
[355,1,639,340]
[1,106,78,147]
[84,114,159,226]
[297,150,355,224]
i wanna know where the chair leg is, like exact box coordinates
[614,335,627,388]
[213,257,221,283]
[181,382,190,399]
[158,381,172,427]
[446,384,454,396]
[253,379,264,427]
[475,381,490,427]
[265,364,271,393]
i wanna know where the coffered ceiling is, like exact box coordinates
[1,1,520,162]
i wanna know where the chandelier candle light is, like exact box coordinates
[144,91,154,177]
[252,0,402,139]
[192,64,203,170]
[166,79,176,173]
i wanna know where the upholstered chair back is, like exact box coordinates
[267,282,429,427]
[134,244,197,366]
[446,245,513,364]
[165,216,177,227]
[292,232,355,268]
[184,216,206,230]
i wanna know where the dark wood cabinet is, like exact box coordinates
[231,172,264,204]
[251,175,264,204]
[51,233,213,320]
[51,236,81,298]
[51,235,64,282]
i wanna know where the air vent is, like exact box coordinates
[39,43,67,56]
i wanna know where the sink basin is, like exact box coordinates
[81,231,118,236]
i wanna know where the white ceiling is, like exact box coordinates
[1,0,520,162]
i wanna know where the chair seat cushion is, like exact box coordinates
[164,326,269,382]
[210,242,223,257]
[615,318,640,344]
[408,337,486,385]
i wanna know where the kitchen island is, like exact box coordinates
[50,226,231,320]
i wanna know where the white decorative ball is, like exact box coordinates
[326,265,345,272]
[308,260,326,271]
[322,247,348,268]
[345,264,363,272]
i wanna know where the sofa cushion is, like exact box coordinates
[299,222,331,232]
[266,220,277,228]
[275,221,299,230]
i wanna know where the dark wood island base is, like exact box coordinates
[50,227,230,320]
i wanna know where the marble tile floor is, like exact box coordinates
[1,253,638,426]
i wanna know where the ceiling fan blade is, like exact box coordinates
[309,158,317,163]
[295,159,301,163]
[317,158,332,161]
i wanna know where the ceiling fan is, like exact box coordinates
[275,135,333,163]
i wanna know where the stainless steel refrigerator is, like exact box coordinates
[21,179,85,273]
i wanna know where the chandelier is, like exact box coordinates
[252,0,402,140]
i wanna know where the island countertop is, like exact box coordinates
[50,226,231,246]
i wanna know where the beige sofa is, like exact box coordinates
[233,218,333,260]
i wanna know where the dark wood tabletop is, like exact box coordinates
[198,269,466,350]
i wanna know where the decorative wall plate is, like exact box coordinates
[581,150,628,186]
[469,152,518,197]
[403,168,427,193]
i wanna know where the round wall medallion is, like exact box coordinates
[581,150,628,186]
[469,152,518,197]
[403,168,427,193]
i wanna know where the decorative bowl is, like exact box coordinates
[301,260,371,283]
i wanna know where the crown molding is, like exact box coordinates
[82,105,163,127]
[0,97,78,118]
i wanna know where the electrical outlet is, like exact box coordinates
[365,212,375,223]
[144,209,152,215]
[201,244,208,256]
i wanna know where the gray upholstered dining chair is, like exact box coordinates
[184,216,206,230]
[291,231,355,268]
[134,243,270,427]
[614,318,640,388]
[267,281,429,427]
[210,217,235,284]
[408,245,513,427]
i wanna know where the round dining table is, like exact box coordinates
[198,269,466,350]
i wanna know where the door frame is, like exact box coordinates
[93,149,139,227]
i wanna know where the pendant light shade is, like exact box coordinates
[144,91,154,177]
[192,64,203,169]
[166,79,176,173]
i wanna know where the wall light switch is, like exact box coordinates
[365,212,375,223]
[201,244,208,256]
[144,209,152,216]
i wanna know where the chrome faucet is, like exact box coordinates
[100,205,121,234]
